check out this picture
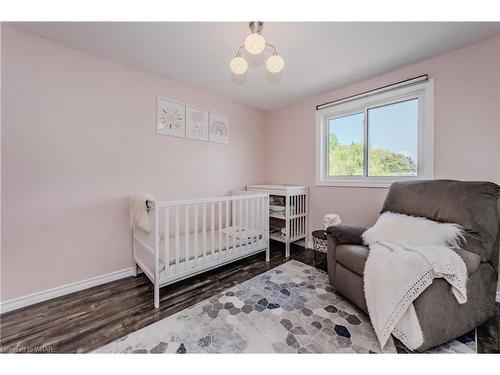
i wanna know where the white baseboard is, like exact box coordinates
[0,267,135,314]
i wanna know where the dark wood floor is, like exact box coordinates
[0,242,314,353]
[1,242,498,354]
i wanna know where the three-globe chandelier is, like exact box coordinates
[230,22,284,75]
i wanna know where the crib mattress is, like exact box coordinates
[134,227,263,271]
[161,230,262,269]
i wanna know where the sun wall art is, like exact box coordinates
[157,98,185,137]
[209,111,230,144]
[186,105,209,141]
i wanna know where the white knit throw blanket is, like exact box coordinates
[364,240,468,351]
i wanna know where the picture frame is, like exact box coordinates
[157,97,185,138]
[209,111,230,144]
[186,105,209,141]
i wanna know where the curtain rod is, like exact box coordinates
[315,74,429,111]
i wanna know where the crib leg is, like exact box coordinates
[133,262,138,277]
[154,284,160,309]
[285,242,290,258]
[265,245,270,262]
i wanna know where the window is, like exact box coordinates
[316,80,434,187]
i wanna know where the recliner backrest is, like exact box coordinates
[381,180,500,271]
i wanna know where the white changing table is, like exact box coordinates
[247,185,308,257]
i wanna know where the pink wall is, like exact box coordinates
[266,36,500,291]
[1,27,268,301]
[2,27,500,302]
[267,36,500,229]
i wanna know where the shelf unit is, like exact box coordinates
[247,184,308,257]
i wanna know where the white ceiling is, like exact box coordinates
[8,22,500,110]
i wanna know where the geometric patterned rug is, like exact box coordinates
[94,260,476,354]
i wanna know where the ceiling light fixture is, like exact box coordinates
[230,22,284,75]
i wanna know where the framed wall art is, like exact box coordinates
[209,111,230,144]
[186,105,209,141]
[157,97,185,138]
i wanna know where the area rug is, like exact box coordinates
[95,260,475,354]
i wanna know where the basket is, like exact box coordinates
[312,230,328,272]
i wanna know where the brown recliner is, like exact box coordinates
[326,180,499,351]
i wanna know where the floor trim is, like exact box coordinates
[0,267,134,314]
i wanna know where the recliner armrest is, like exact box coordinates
[326,225,368,246]
[326,225,368,287]
[454,248,481,275]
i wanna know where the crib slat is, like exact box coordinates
[175,206,180,269]
[238,199,243,254]
[225,200,229,259]
[256,198,265,246]
[252,197,257,247]
[194,205,198,267]
[266,196,270,250]
[164,207,170,272]
[261,196,265,246]
[259,196,263,245]
[243,198,247,248]
[294,199,297,237]
[297,216,300,238]
[218,201,222,259]
[255,197,258,235]
[211,203,215,261]
[185,205,189,270]
[231,199,237,254]
[250,197,255,249]
[202,204,207,263]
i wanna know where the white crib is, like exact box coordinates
[132,193,270,308]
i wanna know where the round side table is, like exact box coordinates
[312,230,328,272]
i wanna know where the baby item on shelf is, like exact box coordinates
[269,204,286,213]
[323,214,341,230]
[269,195,285,206]
[269,204,296,217]
[280,227,287,238]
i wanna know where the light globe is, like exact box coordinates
[266,54,284,73]
[244,33,266,54]
[230,56,248,74]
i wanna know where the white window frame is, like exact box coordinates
[316,80,434,188]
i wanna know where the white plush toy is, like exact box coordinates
[323,214,341,230]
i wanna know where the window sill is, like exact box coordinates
[316,176,431,188]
